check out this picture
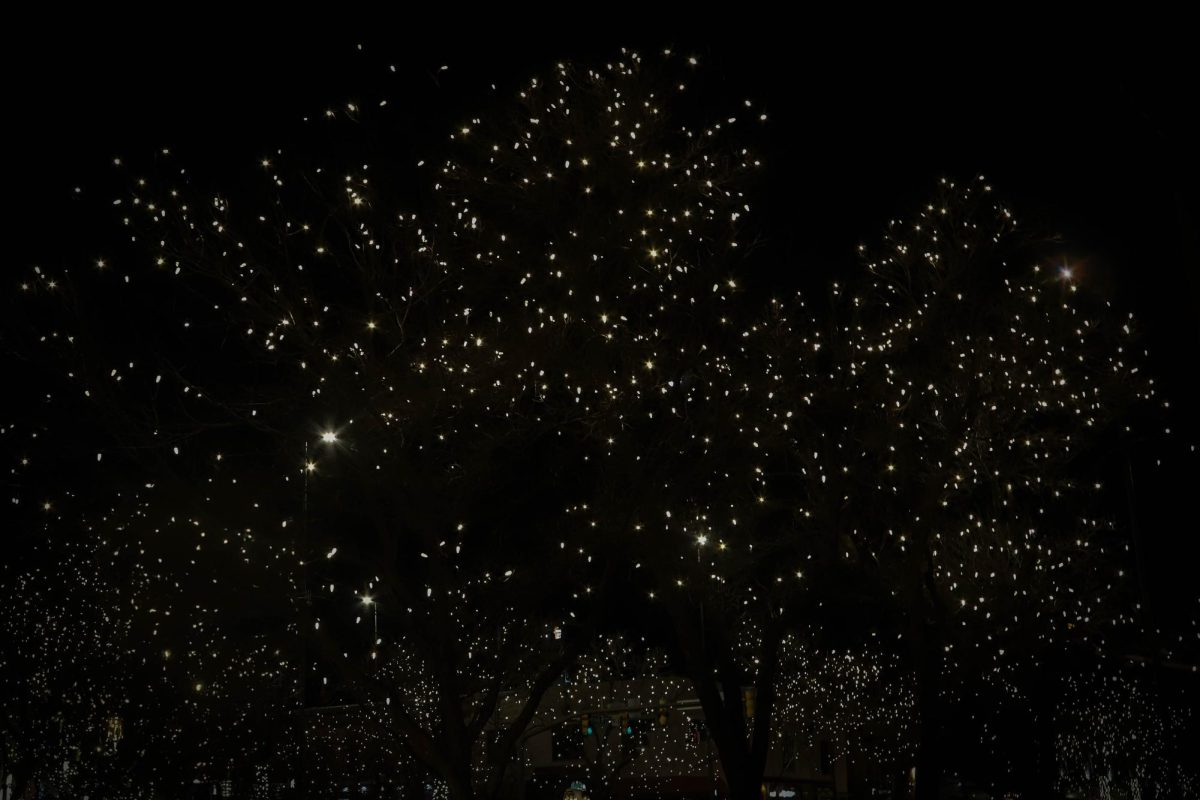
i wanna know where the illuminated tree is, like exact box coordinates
[801,176,1159,798]
[508,635,707,800]
[0,477,295,797]
[1,47,772,800]
[310,48,768,800]
[4,259,302,795]
[1055,657,1198,799]
[0,522,138,797]
[770,632,915,790]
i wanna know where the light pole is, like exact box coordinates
[301,428,340,592]
[295,429,340,798]
[361,595,378,643]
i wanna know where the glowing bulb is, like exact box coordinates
[320,431,338,444]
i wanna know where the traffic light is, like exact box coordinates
[619,712,632,735]
[581,713,593,736]
[657,707,669,726]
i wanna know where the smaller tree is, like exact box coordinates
[810,176,1158,798]
[505,635,692,800]
[1055,659,1198,800]
[0,522,138,797]
[771,632,914,790]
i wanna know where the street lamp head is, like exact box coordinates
[320,431,339,444]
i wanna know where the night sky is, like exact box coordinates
[10,23,1195,630]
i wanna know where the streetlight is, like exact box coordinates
[361,595,378,642]
[303,427,342,534]
[293,425,346,796]
[297,426,344,701]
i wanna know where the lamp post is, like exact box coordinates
[361,595,378,643]
[294,428,340,798]
[302,428,340,591]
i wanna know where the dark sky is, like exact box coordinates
[11,26,1195,336]
[8,23,1197,636]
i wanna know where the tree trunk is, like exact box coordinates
[12,765,29,800]
[589,775,611,800]
[912,620,945,800]
[406,768,426,800]
[1022,672,1059,800]
[446,770,474,800]
[722,758,760,800]
[665,600,782,800]
[688,657,777,800]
